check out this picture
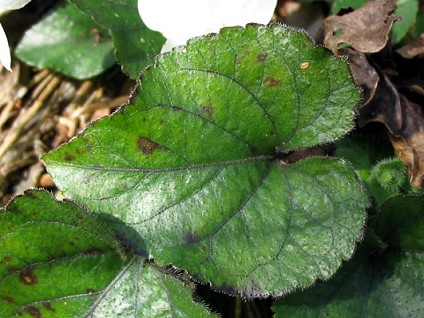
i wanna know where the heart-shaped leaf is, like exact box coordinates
[273,195,424,317]
[0,190,126,317]
[87,257,217,317]
[15,2,115,79]
[44,24,368,297]
[69,0,165,78]
[0,190,216,317]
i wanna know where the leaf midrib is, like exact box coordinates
[45,154,276,173]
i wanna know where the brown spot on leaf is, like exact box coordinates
[257,53,266,62]
[26,306,42,318]
[64,154,74,162]
[19,267,37,285]
[137,137,160,155]
[42,302,54,311]
[75,148,86,155]
[4,295,15,303]
[198,105,214,116]
[265,76,281,87]
[324,0,400,54]
[3,255,12,263]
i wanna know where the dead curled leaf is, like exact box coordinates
[341,48,379,106]
[324,0,401,54]
[396,33,424,59]
[358,73,424,188]
[390,96,424,188]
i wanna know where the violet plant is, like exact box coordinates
[1,0,424,317]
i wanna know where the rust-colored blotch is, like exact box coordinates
[26,306,42,318]
[19,268,37,285]
[138,137,160,155]
[265,76,281,87]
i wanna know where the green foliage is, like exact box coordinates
[370,158,406,191]
[15,0,165,79]
[413,12,424,36]
[6,2,424,314]
[392,0,419,44]
[15,2,115,79]
[335,136,424,206]
[331,0,367,14]
[86,258,218,317]
[69,0,165,78]
[0,190,217,317]
[273,195,424,317]
[43,24,367,298]
[0,190,126,317]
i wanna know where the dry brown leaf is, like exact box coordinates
[342,48,380,105]
[358,72,402,131]
[396,33,424,59]
[324,0,400,54]
[359,73,424,187]
[390,95,424,188]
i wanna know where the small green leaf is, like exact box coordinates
[15,2,115,79]
[87,257,217,317]
[331,0,367,14]
[0,190,126,317]
[413,12,424,37]
[392,0,419,44]
[273,195,424,317]
[335,137,424,206]
[69,0,165,78]
[44,24,367,297]
[335,136,393,180]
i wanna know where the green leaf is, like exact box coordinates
[88,257,217,317]
[413,12,424,37]
[331,0,367,14]
[44,24,368,297]
[273,195,424,317]
[392,0,419,44]
[0,190,126,317]
[0,190,216,317]
[335,136,393,179]
[69,0,165,79]
[335,137,424,206]
[15,2,115,79]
